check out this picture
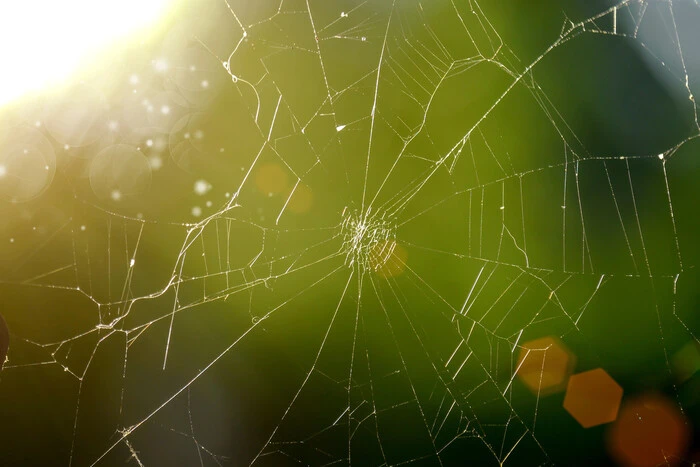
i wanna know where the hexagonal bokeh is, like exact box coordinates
[607,393,690,467]
[563,368,623,428]
[516,336,576,395]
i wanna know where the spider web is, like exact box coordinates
[0,0,699,465]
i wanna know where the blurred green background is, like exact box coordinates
[0,0,698,465]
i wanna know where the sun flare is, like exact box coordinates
[0,0,172,107]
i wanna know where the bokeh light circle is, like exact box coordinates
[0,125,56,202]
[89,144,152,201]
[607,393,691,467]
[44,83,107,148]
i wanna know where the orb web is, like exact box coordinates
[0,0,699,465]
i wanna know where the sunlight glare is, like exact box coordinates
[0,0,172,107]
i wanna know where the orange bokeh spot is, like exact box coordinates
[563,368,623,428]
[255,162,289,195]
[370,241,407,278]
[607,393,691,467]
[287,183,313,214]
[515,336,575,395]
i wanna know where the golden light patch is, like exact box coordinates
[255,163,289,195]
[287,183,313,214]
[516,336,575,395]
[370,240,407,278]
[563,368,623,428]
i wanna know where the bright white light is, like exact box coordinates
[194,179,211,196]
[148,155,163,170]
[0,0,172,107]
